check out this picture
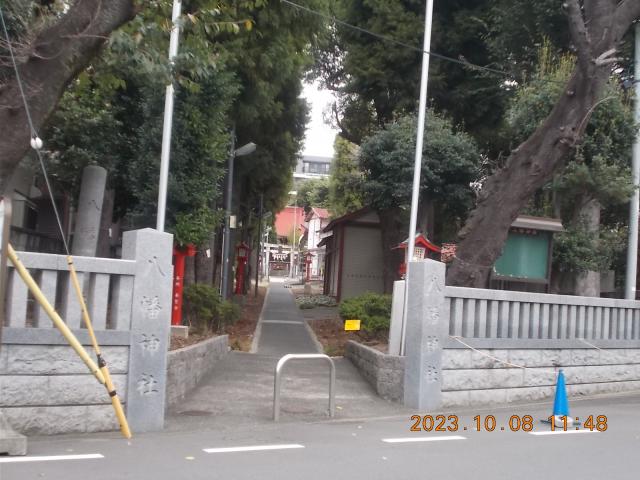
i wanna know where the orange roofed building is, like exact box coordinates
[274,206,306,244]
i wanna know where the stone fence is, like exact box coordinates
[348,260,640,410]
[166,335,229,409]
[445,285,640,345]
[344,341,404,402]
[0,228,173,435]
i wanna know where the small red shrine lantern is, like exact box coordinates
[234,242,250,295]
[394,233,442,278]
[304,251,314,283]
[172,244,197,326]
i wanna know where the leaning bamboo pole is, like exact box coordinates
[66,256,132,439]
[6,244,105,384]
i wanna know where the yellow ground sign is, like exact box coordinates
[344,319,361,331]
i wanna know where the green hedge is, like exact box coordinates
[339,292,392,334]
[183,284,240,333]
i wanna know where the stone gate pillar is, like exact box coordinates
[403,259,448,410]
[123,228,173,432]
[72,165,107,257]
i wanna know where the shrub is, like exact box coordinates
[183,284,240,333]
[183,284,220,332]
[218,300,241,328]
[338,292,392,334]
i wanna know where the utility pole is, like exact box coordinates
[292,203,297,278]
[400,0,435,355]
[156,0,182,232]
[264,226,272,281]
[288,191,298,278]
[220,137,255,299]
[255,194,263,297]
[625,23,640,300]
[221,130,236,300]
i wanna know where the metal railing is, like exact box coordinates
[273,353,336,421]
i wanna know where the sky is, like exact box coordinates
[301,80,339,158]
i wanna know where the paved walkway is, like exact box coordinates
[166,280,403,431]
[254,280,320,356]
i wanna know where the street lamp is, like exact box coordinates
[221,137,256,300]
[235,142,257,157]
[288,191,298,278]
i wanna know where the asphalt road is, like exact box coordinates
[2,392,638,480]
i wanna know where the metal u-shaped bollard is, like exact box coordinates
[273,354,336,421]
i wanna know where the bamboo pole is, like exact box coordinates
[6,245,105,384]
[66,256,132,439]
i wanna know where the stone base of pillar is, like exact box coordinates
[170,325,189,339]
[0,410,27,456]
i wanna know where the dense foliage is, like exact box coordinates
[311,0,575,153]
[4,1,639,293]
[298,177,331,212]
[7,0,328,250]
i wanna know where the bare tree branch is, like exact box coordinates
[575,95,617,137]
[594,47,621,65]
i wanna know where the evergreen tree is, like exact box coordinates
[358,112,481,291]
[328,137,364,217]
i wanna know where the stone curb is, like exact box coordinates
[250,286,272,353]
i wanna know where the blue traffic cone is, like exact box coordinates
[542,369,579,427]
[552,370,569,417]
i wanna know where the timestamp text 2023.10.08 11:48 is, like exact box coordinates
[409,415,608,432]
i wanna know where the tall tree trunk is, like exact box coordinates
[378,207,405,293]
[0,0,137,194]
[573,198,601,297]
[447,0,640,288]
[195,233,216,285]
[184,255,196,287]
[212,225,224,290]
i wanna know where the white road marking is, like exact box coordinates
[0,454,104,464]
[203,444,305,454]
[382,436,466,444]
[261,320,303,325]
[529,430,599,436]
